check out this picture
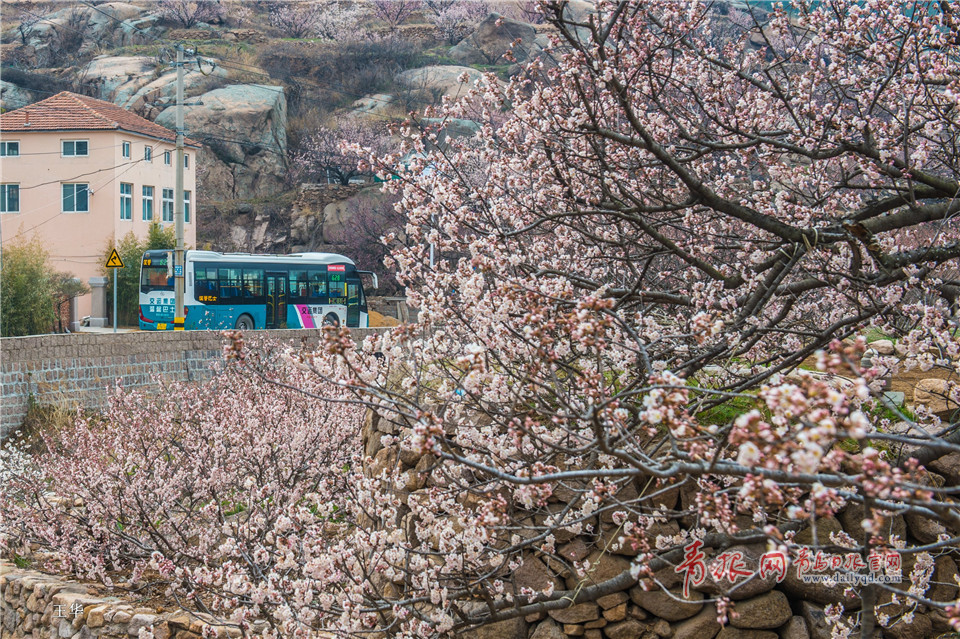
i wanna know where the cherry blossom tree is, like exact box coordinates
[268,0,361,40]
[370,0,421,31]
[331,0,960,636]
[290,116,395,186]
[424,0,489,44]
[0,337,366,620]
[5,2,960,639]
[157,0,223,28]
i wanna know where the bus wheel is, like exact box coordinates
[235,314,254,330]
[322,313,340,327]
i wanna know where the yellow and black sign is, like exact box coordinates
[105,248,125,269]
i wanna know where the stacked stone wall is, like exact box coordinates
[0,328,387,439]
[0,565,251,639]
[361,410,960,639]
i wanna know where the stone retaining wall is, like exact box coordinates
[361,410,960,639]
[0,563,248,639]
[0,328,387,439]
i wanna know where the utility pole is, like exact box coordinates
[173,43,185,331]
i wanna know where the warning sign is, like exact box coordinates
[105,248,125,268]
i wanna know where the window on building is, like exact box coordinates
[120,183,132,220]
[0,184,19,213]
[122,141,131,158]
[162,188,174,222]
[144,146,152,162]
[164,151,171,165]
[142,185,154,220]
[62,140,89,157]
[184,154,190,169]
[62,183,89,212]
[0,141,19,157]
[184,190,191,223]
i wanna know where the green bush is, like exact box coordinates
[0,238,84,337]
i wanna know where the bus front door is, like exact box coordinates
[347,282,361,327]
[266,272,287,329]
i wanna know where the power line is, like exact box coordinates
[15,143,164,190]
[2,152,178,242]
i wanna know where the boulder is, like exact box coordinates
[869,339,895,355]
[779,616,811,639]
[780,556,860,609]
[565,552,630,590]
[630,587,704,621]
[395,65,486,100]
[882,614,932,639]
[17,4,162,66]
[835,504,906,545]
[792,517,843,546]
[602,603,627,622]
[351,93,394,118]
[797,602,830,639]
[0,80,34,111]
[728,591,792,630]
[458,603,527,639]
[529,619,564,639]
[928,555,960,603]
[82,55,229,113]
[547,602,599,625]
[930,452,960,485]
[604,619,646,639]
[596,592,628,610]
[449,13,546,65]
[671,604,722,639]
[904,510,946,543]
[913,378,959,417]
[156,84,288,202]
[514,555,564,593]
[697,544,779,600]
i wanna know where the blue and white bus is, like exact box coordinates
[139,250,378,330]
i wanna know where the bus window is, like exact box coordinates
[140,252,174,293]
[195,266,219,302]
[289,269,310,302]
[243,269,265,301]
[328,271,346,299]
[308,270,327,301]
[218,268,243,302]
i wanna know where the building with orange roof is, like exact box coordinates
[0,91,200,328]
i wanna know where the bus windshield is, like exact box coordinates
[141,251,174,293]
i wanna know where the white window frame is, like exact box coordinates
[122,141,131,159]
[144,146,152,162]
[164,150,171,166]
[162,188,174,222]
[184,190,191,223]
[184,153,190,169]
[120,182,133,221]
[1,184,19,213]
[0,141,20,157]
[62,183,89,213]
[62,140,89,157]
[142,185,154,221]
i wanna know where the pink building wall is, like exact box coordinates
[0,129,197,323]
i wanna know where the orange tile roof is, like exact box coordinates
[0,91,201,147]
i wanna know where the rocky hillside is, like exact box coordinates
[0,1,576,257]
[1,1,765,266]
